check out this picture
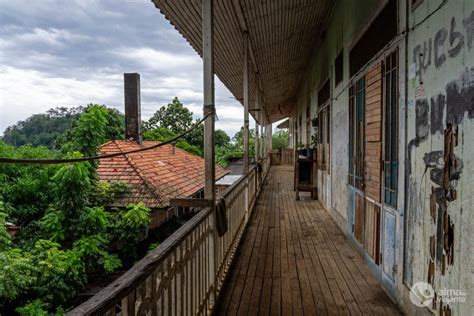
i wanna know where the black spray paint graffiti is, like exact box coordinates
[414,11,474,82]
[408,66,474,156]
[406,67,473,286]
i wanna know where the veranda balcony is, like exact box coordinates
[69,160,400,315]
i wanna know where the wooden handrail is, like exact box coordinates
[68,154,271,316]
[69,206,213,315]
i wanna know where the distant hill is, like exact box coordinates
[2,106,124,149]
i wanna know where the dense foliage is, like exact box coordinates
[0,98,258,313]
[2,106,124,150]
[143,97,193,134]
[143,127,203,156]
[272,130,289,151]
[142,97,231,159]
[215,127,260,167]
[0,106,149,314]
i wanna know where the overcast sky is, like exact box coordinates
[0,0,252,137]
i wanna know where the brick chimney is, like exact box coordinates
[124,73,143,145]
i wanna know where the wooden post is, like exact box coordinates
[243,31,249,175]
[261,124,264,158]
[202,0,216,309]
[255,82,260,162]
[265,124,272,154]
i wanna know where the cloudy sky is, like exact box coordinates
[0,0,252,137]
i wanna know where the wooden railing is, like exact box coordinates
[69,156,270,316]
[269,149,294,165]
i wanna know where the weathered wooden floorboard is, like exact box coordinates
[216,166,401,315]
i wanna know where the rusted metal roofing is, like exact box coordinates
[151,0,335,124]
[97,140,229,208]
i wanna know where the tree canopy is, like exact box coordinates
[2,105,125,151]
[2,107,84,148]
[0,107,148,314]
[143,97,193,134]
[272,130,289,151]
[142,97,231,158]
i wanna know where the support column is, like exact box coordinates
[266,124,272,154]
[243,31,249,174]
[202,0,216,308]
[203,0,215,207]
[260,124,265,157]
[255,81,260,162]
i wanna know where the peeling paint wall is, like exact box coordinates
[293,0,386,221]
[290,0,473,314]
[405,1,474,314]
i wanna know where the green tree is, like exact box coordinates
[272,130,289,151]
[183,121,204,149]
[1,105,125,151]
[2,107,84,149]
[215,129,230,147]
[0,142,58,236]
[232,127,256,158]
[214,128,256,167]
[67,106,108,158]
[143,127,203,156]
[55,105,124,151]
[0,106,151,313]
[145,97,193,134]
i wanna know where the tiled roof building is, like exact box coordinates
[97,140,228,227]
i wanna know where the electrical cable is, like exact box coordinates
[0,113,211,165]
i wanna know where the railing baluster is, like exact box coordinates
[68,158,270,316]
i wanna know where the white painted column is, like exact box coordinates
[243,31,249,174]
[202,0,216,308]
[266,124,273,154]
[255,82,260,162]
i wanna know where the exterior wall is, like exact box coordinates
[289,0,473,314]
[404,1,474,315]
[293,0,386,225]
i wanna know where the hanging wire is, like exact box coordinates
[0,113,211,165]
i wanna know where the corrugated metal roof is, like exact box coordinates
[151,0,334,124]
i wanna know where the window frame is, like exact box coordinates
[348,76,366,190]
[382,50,399,208]
[335,50,344,86]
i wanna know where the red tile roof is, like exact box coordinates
[97,140,229,208]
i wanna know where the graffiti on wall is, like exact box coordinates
[408,66,474,157]
[413,11,474,82]
[406,66,473,296]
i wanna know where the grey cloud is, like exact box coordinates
[0,0,250,137]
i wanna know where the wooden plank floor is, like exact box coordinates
[217,166,401,315]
